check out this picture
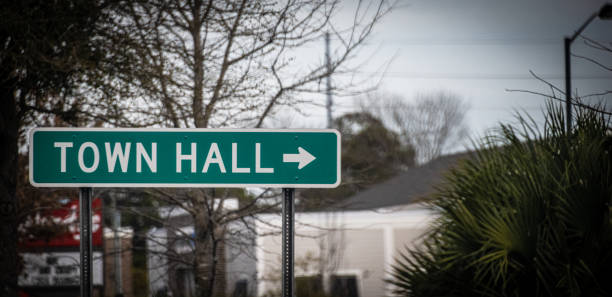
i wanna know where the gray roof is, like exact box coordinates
[331,151,471,211]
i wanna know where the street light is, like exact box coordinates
[564,3,612,133]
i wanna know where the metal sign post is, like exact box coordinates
[79,187,93,297]
[282,188,295,297]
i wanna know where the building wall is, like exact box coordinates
[393,228,427,258]
[255,204,433,297]
[147,228,169,296]
[225,217,258,296]
[147,218,258,297]
[339,229,386,297]
[104,232,133,297]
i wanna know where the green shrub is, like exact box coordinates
[389,104,612,297]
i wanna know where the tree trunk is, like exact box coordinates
[0,80,19,297]
[193,195,226,297]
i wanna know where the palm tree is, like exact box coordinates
[389,103,612,297]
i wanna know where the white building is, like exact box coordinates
[147,199,258,297]
[255,204,433,297]
[255,152,468,297]
[146,152,467,297]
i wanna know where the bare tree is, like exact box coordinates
[91,1,394,296]
[361,90,470,164]
[87,0,393,129]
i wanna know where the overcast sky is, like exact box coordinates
[281,0,612,154]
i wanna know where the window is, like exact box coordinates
[232,279,248,297]
[331,275,359,297]
[46,257,58,265]
[175,268,195,297]
[53,276,79,285]
[55,265,76,274]
[294,274,360,297]
[296,275,323,297]
[32,276,50,286]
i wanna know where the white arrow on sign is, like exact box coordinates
[283,147,316,169]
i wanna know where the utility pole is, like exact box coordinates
[325,32,333,129]
[323,31,334,296]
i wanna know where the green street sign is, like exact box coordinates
[29,128,340,188]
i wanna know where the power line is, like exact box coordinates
[335,72,612,80]
[326,37,612,46]
[375,38,564,46]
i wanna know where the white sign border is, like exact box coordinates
[28,127,341,188]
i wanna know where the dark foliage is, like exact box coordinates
[1,2,111,296]
[389,103,612,297]
[299,112,415,210]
